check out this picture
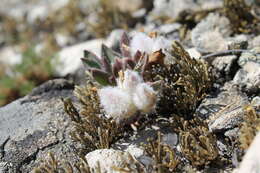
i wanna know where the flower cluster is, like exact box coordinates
[130,32,171,56]
[98,69,157,123]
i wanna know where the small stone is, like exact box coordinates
[251,35,260,48]
[211,55,237,79]
[0,162,8,173]
[86,149,139,173]
[162,133,178,147]
[191,13,231,53]
[150,0,199,19]
[233,62,260,93]
[187,48,201,59]
[158,23,181,34]
[196,83,249,132]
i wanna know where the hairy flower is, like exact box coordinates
[98,87,137,122]
[118,69,143,94]
[130,32,171,56]
[98,70,157,123]
[133,83,157,113]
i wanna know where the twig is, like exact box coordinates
[201,49,260,60]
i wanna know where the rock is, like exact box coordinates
[191,13,231,53]
[157,23,182,40]
[55,39,105,77]
[162,133,178,147]
[250,35,260,48]
[0,162,8,173]
[0,0,69,23]
[187,48,201,59]
[211,55,238,81]
[238,47,260,66]
[233,47,260,93]
[233,62,260,93]
[157,23,181,34]
[149,0,199,19]
[86,149,140,173]
[197,0,223,9]
[234,132,260,173]
[196,83,249,132]
[0,79,77,172]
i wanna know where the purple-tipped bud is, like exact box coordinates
[112,58,123,77]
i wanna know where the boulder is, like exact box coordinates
[0,79,77,172]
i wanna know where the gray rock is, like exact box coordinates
[149,0,199,19]
[55,39,105,77]
[224,128,240,140]
[250,35,260,48]
[233,62,260,93]
[191,13,231,53]
[0,162,8,173]
[158,23,181,34]
[0,0,69,23]
[196,83,249,132]
[0,79,77,172]
[86,149,143,173]
[211,55,238,78]
[196,0,223,9]
[187,48,201,59]
[162,133,178,147]
[238,47,260,66]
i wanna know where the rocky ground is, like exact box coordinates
[0,0,260,173]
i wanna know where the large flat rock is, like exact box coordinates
[0,79,78,172]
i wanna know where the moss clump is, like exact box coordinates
[142,132,179,172]
[174,117,219,167]
[33,152,93,173]
[239,105,260,150]
[223,0,260,34]
[148,41,212,119]
[62,82,124,155]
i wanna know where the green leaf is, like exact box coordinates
[101,44,121,63]
[81,58,101,69]
[83,50,102,68]
[90,68,111,86]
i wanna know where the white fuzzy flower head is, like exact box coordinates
[133,83,157,113]
[130,32,171,56]
[98,87,137,122]
[98,70,157,124]
[119,69,143,93]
